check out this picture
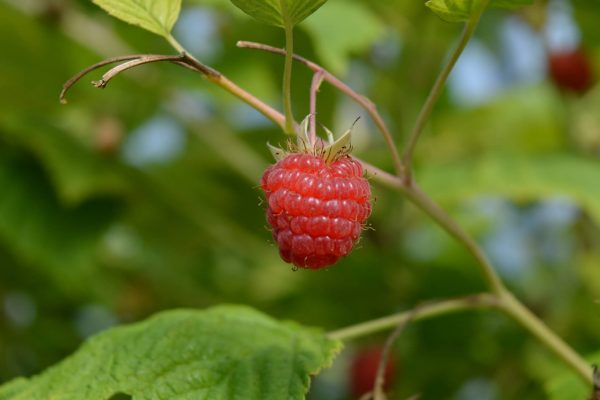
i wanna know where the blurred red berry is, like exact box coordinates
[548,48,594,94]
[261,153,372,269]
[349,346,396,398]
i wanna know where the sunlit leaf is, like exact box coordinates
[92,0,181,37]
[230,0,328,27]
[426,0,533,22]
[0,306,341,400]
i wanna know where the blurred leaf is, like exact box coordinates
[0,153,119,295]
[92,0,181,37]
[425,0,533,22]
[230,0,327,27]
[544,351,599,399]
[0,117,131,205]
[303,0,385,75]
[421,85,566,162]
[0,306,341,400]
[420,155,600,226]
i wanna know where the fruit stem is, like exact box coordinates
[309,70,325,146]
[327,293,498,341]
[282,14,296,135]
[237,41,404,177]
[401,2,488,182]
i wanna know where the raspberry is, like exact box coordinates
[548,48,594,94]
[260,153,372,269]
[349,346,396,397]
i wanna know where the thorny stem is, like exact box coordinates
[401,4,487,182]
[309,70,325,145]
[237,40,404,177]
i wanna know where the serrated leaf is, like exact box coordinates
[303,0,385,75]
[92,0,181,37]
[545,351,600,399]
[420,155,600,226]
[0,306,342,400]
[230,0,328,27]
[426,0,533,22]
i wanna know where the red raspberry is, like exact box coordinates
[349,346,396,397]
[260,153,371,269]
[548,48,594,94]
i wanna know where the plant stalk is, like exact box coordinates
[498,290,593,383]
[328,293,498,341]
[405,183,505,294]
[401,3,488,180]
[282,18,295,134]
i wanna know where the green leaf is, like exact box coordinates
[92,0,181,37]
[419,155,600,226]
[545,351,599,399]
[0,306,341,400]
[303,0,385,75]
[426,0,533,22]
[230,0,328,27]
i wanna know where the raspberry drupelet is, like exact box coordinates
[261,153,372,269]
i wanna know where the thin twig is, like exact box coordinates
[373,307,416,400]
[60,54,146,103]
[237,40,404,178]
[309,70,325,145]
[327,293,498,341]
[401,2,488,182]
[60,51,285,130]
[405,182,504,294]
[92,54,186,89]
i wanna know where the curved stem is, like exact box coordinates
[405,182,505,294]
[328,293,498,341]
[237,40,404,177]
[169,37,288,130]
[401,4,487,180]
[498,290,593,383]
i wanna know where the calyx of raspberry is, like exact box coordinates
[267,116,353,164]
[261,118,372,270]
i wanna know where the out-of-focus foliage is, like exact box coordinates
[0,0,599,399]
